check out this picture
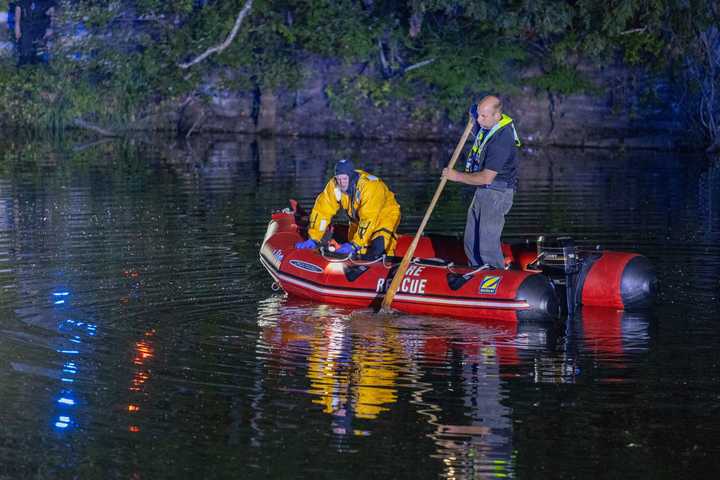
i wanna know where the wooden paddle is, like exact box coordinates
[380,117,475,312]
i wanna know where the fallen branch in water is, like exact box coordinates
[178,0,254,69]
[71,137,115,152]
[72,118,119,137]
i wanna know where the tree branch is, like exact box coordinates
[72,118,119,137]
[378,39,391,77]
[178,0,254,69]
[618,27,647,35]
[403,58,435,74]
[186,110,206,139]
[71,137,115,152]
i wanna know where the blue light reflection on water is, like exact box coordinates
[50,289,98,434]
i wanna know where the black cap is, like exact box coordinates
[334,159,355,177]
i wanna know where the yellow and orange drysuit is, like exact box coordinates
[307,170,401,255]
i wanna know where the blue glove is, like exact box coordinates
[295,239,318,249]
[335,242,358,255]
[469,102,478,122]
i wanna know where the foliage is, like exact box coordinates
[404,28,527,119]
[525,66,598,96]
[0,0,716,147]
[292,0,376,60]
[325,76,395,118]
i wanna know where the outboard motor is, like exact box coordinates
[535,236,580,314]
[559,237,581,315]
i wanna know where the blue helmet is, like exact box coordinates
[334,158,355,177]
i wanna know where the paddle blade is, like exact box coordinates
[350,308,399,322]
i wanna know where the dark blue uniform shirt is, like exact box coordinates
[476,125,518,187]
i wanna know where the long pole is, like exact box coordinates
[380,117,475,312]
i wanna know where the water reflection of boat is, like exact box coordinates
[257,295,651,476]
[521,307,652,385]
[578,306,651,359]
[258,297,403,435]
[256,297,557,475]
[259,203,656,322]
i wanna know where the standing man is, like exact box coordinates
[295,159,401,258]
[442,95,521,269]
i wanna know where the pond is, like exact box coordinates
[0,133,718,479]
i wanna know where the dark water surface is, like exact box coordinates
[1,134,719,479]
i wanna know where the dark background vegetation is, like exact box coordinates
[0,0,718,150]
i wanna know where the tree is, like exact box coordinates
[0,0,716,149]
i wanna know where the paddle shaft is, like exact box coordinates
[381,117,475,311]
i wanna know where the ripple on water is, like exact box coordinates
[0,140,719,478]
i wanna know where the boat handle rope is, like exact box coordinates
[405,257,492,276]
[447,263,492,278]
[319,247,353,262]
[526,252,545,270]
[350,255,387,266]
[319,247,387,266]
[410,257,457,270]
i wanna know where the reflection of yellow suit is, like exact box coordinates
[307,170,401,255]
[306,323,349,416]
[351,345,399,419]
[306,323,401,421]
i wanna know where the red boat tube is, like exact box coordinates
[260,209,559,323]
[577,252,656,309]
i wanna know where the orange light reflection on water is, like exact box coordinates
[126,330,156,431]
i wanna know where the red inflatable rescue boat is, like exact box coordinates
[259,202,656,322]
